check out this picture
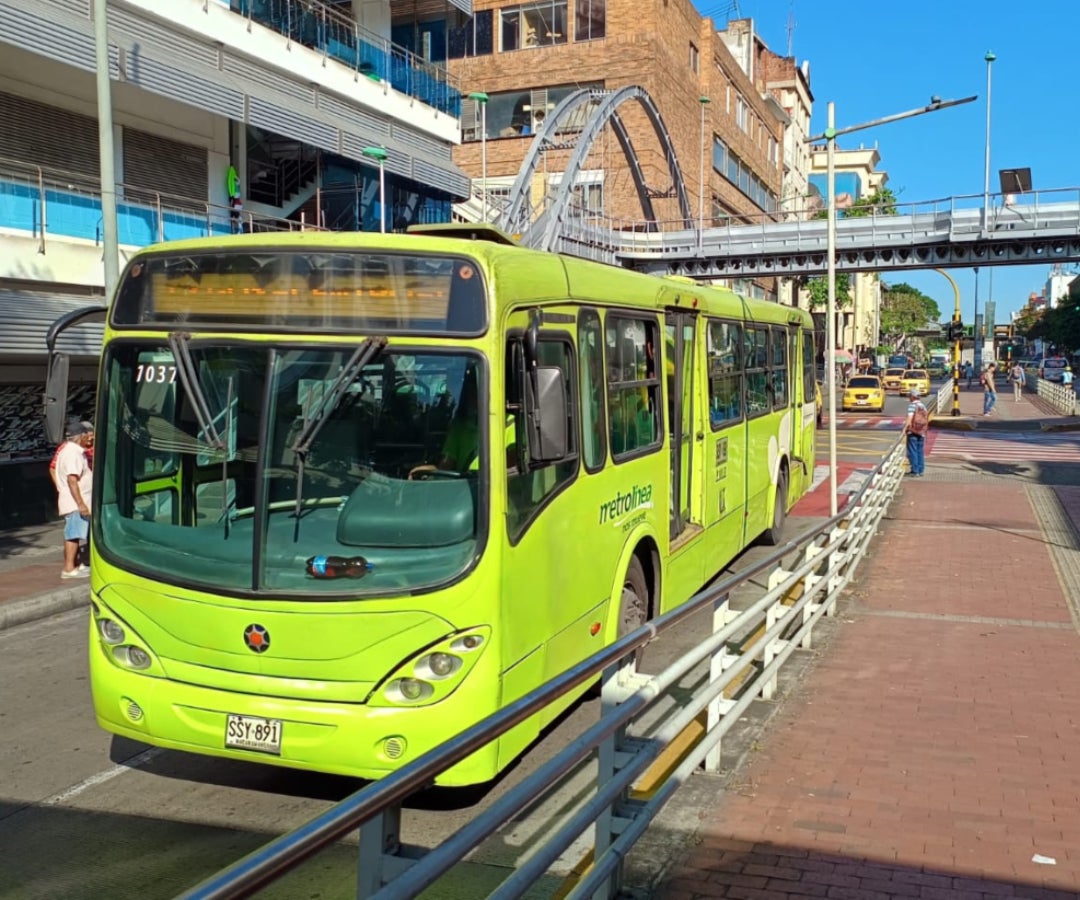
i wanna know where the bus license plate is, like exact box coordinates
[225,714,282,755]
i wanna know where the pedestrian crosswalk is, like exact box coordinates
[929,431,1080,464]
[824,416,905,429]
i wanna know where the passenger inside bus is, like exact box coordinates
[408,366,516,478]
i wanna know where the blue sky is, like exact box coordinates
[700,0,1080,323]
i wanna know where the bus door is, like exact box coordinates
[790,325,815,499]
[665,310,704,557]
[702,319,747,569]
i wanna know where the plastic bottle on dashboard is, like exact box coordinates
[305,555,373,579]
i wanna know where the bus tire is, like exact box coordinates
[760,470,788,546]
[617,555,650,669]
[618,555,649,637]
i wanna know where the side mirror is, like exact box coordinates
[44,352,70,445]
[526,365,568,463]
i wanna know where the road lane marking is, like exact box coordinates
[43,747,163,805]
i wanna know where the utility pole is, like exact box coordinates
[93,0,119,299]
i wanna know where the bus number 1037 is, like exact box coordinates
[135,364,177,384]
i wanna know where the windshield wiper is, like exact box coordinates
[168,332,226,452]
[289,336,387,539]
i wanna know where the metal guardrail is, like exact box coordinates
[0,155,320,251]
[178,437,908,900]
[1036,377,1079,416]
[229,0,462,117]
[933,377,953,416]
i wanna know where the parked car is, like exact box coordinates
[900,369,931,397]
[1039,357,1070,383]
[842,375,886,413]
[881,367,906,391]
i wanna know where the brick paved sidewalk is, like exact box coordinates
[655,473,1080,899]
[0,521,89,630]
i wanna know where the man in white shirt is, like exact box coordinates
[55,419,94,579]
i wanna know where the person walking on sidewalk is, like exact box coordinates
[964,360,973,389]
[903,389,928,477]
[1009,360,1026,402]
[981,363,997,416]
[55,419,94,579]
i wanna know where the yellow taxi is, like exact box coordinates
[900,369,931,397]
[841,375,886,413]
[881,367,906,391]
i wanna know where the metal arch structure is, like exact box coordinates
[501,86,693,251]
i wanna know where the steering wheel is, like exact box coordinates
[407,464,463,480]
[395,379,431,404]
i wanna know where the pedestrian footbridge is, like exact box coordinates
[474,86,1080,279]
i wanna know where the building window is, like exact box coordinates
[574,0,605,40]
[461,84,599,140]
[449,10,494,58]
[501,1,568,51]
[735,95,748,132]
[768,136,778,167]
[689,42,699,73]
[570,181,603,217]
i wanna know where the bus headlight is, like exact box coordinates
[384,678,434,703]
[92,601,164,677]
[113,645,152,670]
[98,619,126,645]
[370,626,490,708]
[417,652,459,679]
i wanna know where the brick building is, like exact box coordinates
[447,1,811,299]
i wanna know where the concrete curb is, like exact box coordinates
[0,585,90,631]
[930,418,978,431]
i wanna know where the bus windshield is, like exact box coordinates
[96,341,485,595]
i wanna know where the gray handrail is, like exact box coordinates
[178,434,904,900]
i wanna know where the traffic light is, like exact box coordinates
[947,320,964,341]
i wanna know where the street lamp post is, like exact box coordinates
[973,266,981,374]
[811,93,976,516]
[698,96,710,249]
[982,51,996,233]
[361,146,388,233]
[935,268,962,416]
[468,91,489,223]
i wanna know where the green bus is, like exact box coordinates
[46,226,816,786]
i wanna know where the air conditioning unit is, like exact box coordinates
[461,98,481,142]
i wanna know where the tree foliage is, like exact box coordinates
[841,187,899,218]
[1021,296,1080,352]
[804,273,852,309]
[880,282,941,339]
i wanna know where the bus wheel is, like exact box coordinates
[618,556,649,637]
[760,471,788,546]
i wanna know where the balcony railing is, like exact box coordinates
[0,156,319,255]
[230,0,462,117]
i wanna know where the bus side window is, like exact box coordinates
[578,309,607,471]
[708,319,743,426]
[605,315,661,459]
[772,326,789,407]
